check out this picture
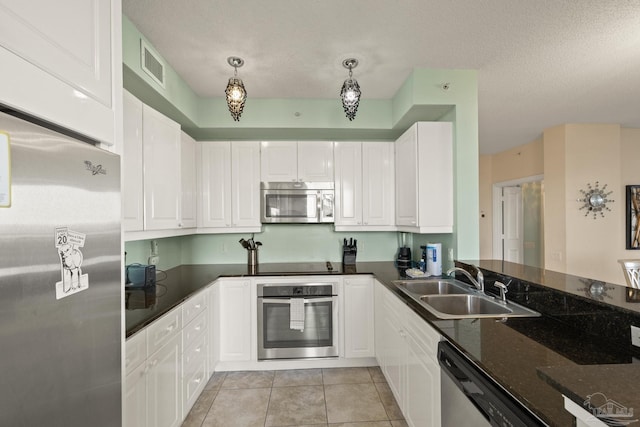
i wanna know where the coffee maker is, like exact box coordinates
[396,233,412,269]
[396,246,412,269]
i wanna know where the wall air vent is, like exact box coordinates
[140,40,165,88]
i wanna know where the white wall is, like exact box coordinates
[481,124,640,286]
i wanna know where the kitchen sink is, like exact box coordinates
[392,279,540,319]
[392,279,472,295]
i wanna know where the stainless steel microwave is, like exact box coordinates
[260,182,334,223]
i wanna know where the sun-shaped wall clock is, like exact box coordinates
[578,181,614,219]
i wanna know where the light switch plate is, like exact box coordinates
[631,325,640,348]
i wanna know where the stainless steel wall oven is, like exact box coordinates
[257,282,339,360]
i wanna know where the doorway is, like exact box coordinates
[492,175,544,268]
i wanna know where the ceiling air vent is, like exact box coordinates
[140,40,165,88]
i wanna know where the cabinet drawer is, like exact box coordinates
[147,306,182,356]
[183,290,208,326]
[125,329,147,373]
[184,330,207,376]
[183,351,208,413]
[405,307,440,356]
[183,310,208,349]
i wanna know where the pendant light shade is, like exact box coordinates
[225,57,247,121]
[340,58,361,121]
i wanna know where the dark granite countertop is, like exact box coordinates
[125,262,386,337]
[124,260,640,427]
[537,364,640,426]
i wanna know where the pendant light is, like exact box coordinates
[340,58,361,121]
[225,56,247,121]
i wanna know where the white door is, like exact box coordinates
[260,141,297,182]
[124,362,147,427]
[218,280,252,361]
[395,126,418,227]
[231,142,261,227]
[334,142,363,226]
[503,186,523,263]
[146,334,183,427]
[180,132,197,228]
[344,277,375,358]
[122,91,144,231]
[363,142,395,226]
[143,105,181,230]
[297,141,334,182]
[198,142,232,228]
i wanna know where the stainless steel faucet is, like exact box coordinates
[446,266,484,293]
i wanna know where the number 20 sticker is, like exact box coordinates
[54,227,89,299]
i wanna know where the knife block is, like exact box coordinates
[342,245,357,266]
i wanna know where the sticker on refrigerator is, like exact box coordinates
[0,131,11,208]
[54,227,89,299]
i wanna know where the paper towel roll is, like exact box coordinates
[427,243,442,276]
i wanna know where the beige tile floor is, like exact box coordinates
[181,367,408,427]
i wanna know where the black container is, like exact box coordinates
[396,247,412,268]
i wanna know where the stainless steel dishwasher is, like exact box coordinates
[438,341,547,427]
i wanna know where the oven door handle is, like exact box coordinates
[261,297,334,304]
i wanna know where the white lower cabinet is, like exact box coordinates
[124,289,211,427]
[344,276,375,358]
[147,333,183,427]
[182,313,208,414]
[182,289,209,415]
[124,329,147,427]
[375,280,441,427]
[124,306,183,427]
[216,279,252,361]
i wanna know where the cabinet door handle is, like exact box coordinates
[195,346,202,353]
[195,325,201,331]
[194,304,201,309]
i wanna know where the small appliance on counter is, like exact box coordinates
[396,246,412,269]
[342,238,357,266]
[125,264,156,289]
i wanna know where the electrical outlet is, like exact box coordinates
[631,325,640,348]
[448,248,454,261]
[150,240,159,256]
[148,255,159,266]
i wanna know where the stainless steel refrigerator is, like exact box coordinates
[0,109,122,426]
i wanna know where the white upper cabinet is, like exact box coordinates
[199,141,261,232]
[122,91,144,232]
[395,122,453,233]
[143,104,181,230]
[297,141,334,182]
[260,141,298,182]
[231,142,262,227]
[261,141,333,182]
[180,132,197,229]
[0,0,120,145]
[362,142,395,227]
[123,93,196,236]
[334,142,363,227]
[335,141,395,231]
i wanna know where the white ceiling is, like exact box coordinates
[123,0,640,154]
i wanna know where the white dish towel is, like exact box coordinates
[289,298,305,331]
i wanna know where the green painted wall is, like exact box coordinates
[122,15,480,267]
[125,227,399,267]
